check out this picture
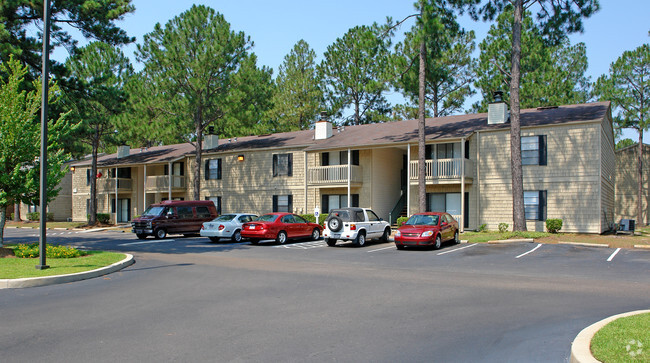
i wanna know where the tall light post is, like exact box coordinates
[36,0,52,270]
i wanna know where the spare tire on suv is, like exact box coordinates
[327,216,343,232]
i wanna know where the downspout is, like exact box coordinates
[461,138,465,233]
[477,131,481,229]
[114,167,118,223]
[143,164,147,213]
[304,151,308,214]
[168,161,172,201]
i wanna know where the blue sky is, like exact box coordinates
[52,0,650,140]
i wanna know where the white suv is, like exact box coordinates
[323,208,391,247]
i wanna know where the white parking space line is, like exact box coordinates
[607,248,621,262]
[118,239,176,246]
[515,244,542,259]
[273,241,326,249]
[436,243,477,255]
[367,246,396,253]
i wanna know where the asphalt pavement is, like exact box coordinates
[1,228,648,362]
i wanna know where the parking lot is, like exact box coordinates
[2,228,649,362]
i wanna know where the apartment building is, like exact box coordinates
[67,100,615,233]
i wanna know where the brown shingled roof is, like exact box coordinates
[70,143,195,167]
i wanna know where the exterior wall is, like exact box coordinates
[615,144,650,224]
[20,169,72,221]
[600,114,616,231]
[477,123,603,233]
[196,148,307,215]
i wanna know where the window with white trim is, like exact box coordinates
[522,135,547,166]
[524,190,547,221]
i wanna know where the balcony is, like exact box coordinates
[146,175,186,192]
[308,165,363,186]
[98,178,132,192]
[409,159,474,184]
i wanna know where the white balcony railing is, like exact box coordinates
[308,165,362,185]
[146,175,186,191]
[409,158,474,181]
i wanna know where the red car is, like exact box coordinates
[394,212,460,250]
[241,212,322,245]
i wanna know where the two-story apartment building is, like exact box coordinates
[68,100,615,233]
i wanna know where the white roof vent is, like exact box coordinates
[117,145,130,158]
[315,111,333,140]
[488,91,508,125]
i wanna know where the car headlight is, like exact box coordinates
[395,230,401,237]
[147,221,152,228]
[421,230,434,237]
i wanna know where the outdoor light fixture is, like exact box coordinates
[237,155,245,162]
[70,166,75,173]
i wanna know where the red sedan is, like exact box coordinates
[394,212,460,250]
[241,213,322,245]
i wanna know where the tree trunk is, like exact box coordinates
[89,140,98,225]
[14,203,21,221]
[510,0,526,231]
[0,207,6,247]
[637,131,644,226]
[193,112,203,201]
[354,99,360,126]
[418,39,427,214]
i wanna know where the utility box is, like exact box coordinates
[617,219,635,234]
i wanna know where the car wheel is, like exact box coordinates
[250,239,259,245]
[311,228,320,241]
[433,234,442,250]
[325,238,336,247]
[328,217,343,232]
[454,230,460,244]
[354,232,366,247]
[154,228,166,239]
[136,233,147,240]
[232,230,242,242]
[379,227,390,243]
[209,237,220,242]
[276,231,288,244]
[396,244,405,250]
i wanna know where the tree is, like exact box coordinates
[595,44,650,225]
[0,57,72,246]
[136,5,265,200]
[319,24,393,125]
[65,42,133,225]
[473,9,590,112]
[0,0,134,80]
[450,0,599,231]
[267,40,323,132]
[615,138,635,150]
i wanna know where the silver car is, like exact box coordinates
[201,213,258,242]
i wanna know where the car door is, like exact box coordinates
[441,214,453,241]
[292,214,311,237]
[365,210,383,238]
[281,214,297,237]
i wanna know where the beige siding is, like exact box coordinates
[615,144,650,224]
[477,123,603,233]
[600,113,616,231]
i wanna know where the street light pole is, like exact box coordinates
[36,0,52,270]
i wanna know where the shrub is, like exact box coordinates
[8,213,13,220]
[27,212,39,221]
[546,219,563,233]
[14,243,86,258]
[300,214,328,225]
[97,213,111,224]
[498,223,509,233]
[46,212,54,221]
[397,216,408,227]
[478,224,487,232]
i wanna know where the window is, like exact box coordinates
[524,190,547,221]
[109,167,131,178]
[427,193,461,215]
[196,206,212,218]
[273,195,293,212]
[273,153,293,176]
[321,194,359,213]
[522,135,547,166]
[294,215,307,223]
[281,214,295,223]
[321,150,359,166]
[238,215,254,223]
[204,159,222,180]
[164,162,184,176]
[367,210,380,222]
[177,206,194,219]
[205,196,221,215]
[426,143,460,160]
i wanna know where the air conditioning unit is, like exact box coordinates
[617,219,635,234]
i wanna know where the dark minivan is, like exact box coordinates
[131,200,218,239]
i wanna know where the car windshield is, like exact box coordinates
[405,214,439,226]
[330,210,351,221]
[141,206,165,217]
[213,214,236,222]
[255,214,279,222]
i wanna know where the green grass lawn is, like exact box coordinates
[0,251,127,279]
[460,230,550,243]
[591,313,650,362]
[5,221,87,229]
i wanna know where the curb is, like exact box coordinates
[570,309,650,363]
[635,245,650,249]
[0,254,134,289]
[487,238,534,244]
[559,242,609,248]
